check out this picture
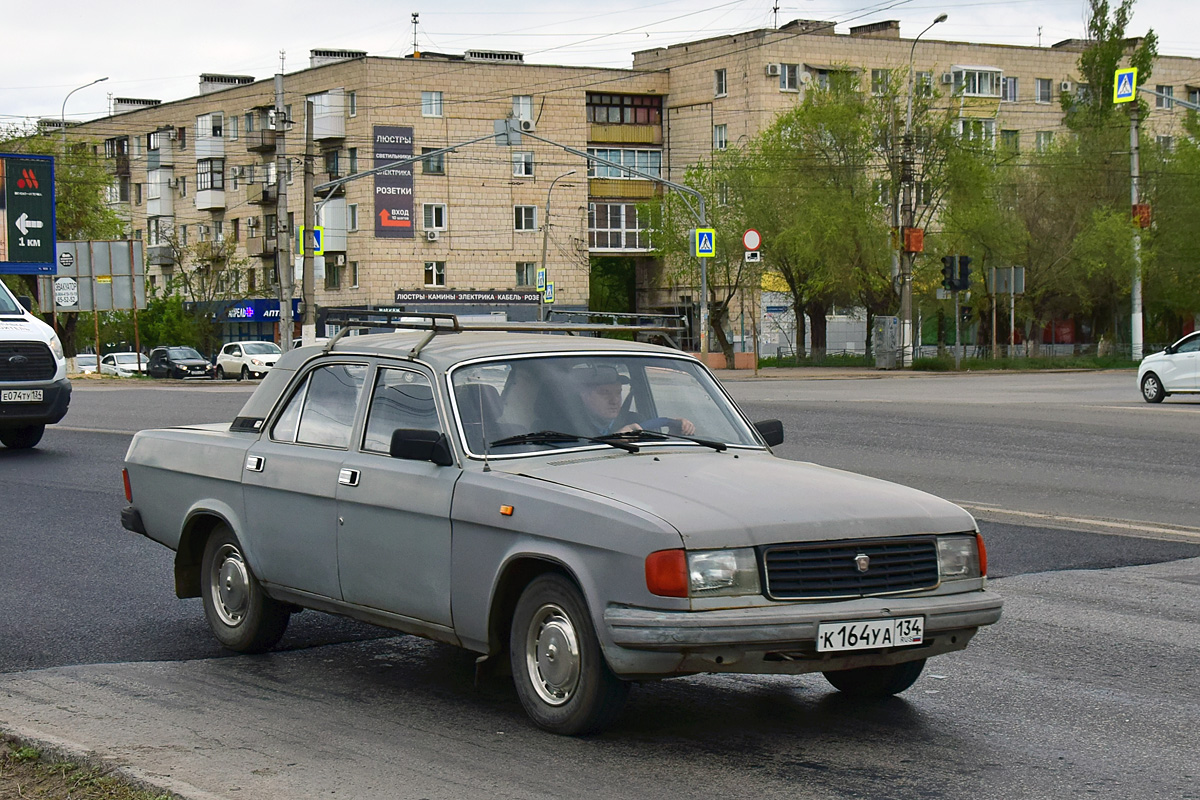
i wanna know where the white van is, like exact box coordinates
[0,281,70,449]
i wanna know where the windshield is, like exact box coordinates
[242,342,281,355]
[77,355,98,365]
[168,347,204,360]
[449,354,760,457]
[113,353,143,364]
[0,283,21,315]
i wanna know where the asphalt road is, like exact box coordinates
[2,372,1198,799]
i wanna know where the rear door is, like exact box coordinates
[241,361,369,599]
[335,365,458,627]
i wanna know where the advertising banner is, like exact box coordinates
[393,290,541,304]
[40,240,145,312]
[374,126,414,238]
[1,153,56,273]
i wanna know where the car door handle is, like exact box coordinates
[338,468,360,487]
[245,455,264,472]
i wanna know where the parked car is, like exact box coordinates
[147,346,214,380]
[216,341,282,381]
[75,354,99,374]
[1138,332,1200,403]
[100,352,148,378]
[120,319,1002,735]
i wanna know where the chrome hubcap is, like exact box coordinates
[525,603,580,706]
[211,544,249,627]
[1144,377,1159,399]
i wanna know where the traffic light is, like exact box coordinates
[941,255,957,290]
[957,255,972,291]
[960,305,973,323]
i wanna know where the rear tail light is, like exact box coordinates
[645,549,688,597]
[976,532,988,577]
[122,468,132,502]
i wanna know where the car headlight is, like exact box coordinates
[688,549,761,596]
[251,358,264,366]
[49,334,64,360]
[937,535,984,580]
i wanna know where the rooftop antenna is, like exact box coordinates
[279,49,286,72]
[412,13,420,55]
[773,2,780,28]
[1037,26,1042,47]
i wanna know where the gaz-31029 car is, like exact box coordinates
[120,316,1002,735]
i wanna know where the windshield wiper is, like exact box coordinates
[596,429,727,452]
[489,430,639,453]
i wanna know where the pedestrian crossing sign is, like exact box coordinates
[1113,68,1137,104]
[694,228,716,258]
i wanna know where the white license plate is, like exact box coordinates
[1,389,43,403]
[816,616,924,652]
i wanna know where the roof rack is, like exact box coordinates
[320,308,688,358]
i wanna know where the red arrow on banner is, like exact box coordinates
[379,210,411,228]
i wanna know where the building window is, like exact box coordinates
[348,148,358,174]
[423,203,446,230]
[424,261,446,287]
[871,68,892,96]
[244,112,254,133]
[915,72,933,97]
[715,68,727,97]
[874,179,891,206]
[324,149,340,176]
[350,261,359,288]
[229,116,238,140]
[422,91,443,117]
[1002,77,1019,102]
[953,69,1002,98]
[181,225,187,245]
[585,93,662,125]
[1156,135,1175,152]
[514,205,537,231]
[1000,129,1020,152]
[713,124,728,151]
[1155,85,1174,109]
[586,148,661,179]
[1035,78,1053,104]
[197,158,225,191]
[588,203,650,250]
[421,147,445,174]
[348,91,357,117]
[134,184,142,205]
[147,131,161,151]
[957,118,995,144]
[513,95,533,121]
[348,203,359,232]
[211,113,223,138]
[516,262,537,287]
[1189,87,1200,106]
[325,261,341,290]
[1035,131,1054,152]
[512,151,534,177]
[214,220,224,242]
[780,63,799,91]
[179,176,187,196]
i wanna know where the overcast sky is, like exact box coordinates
[1,0,1194,126]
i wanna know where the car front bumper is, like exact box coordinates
[0,378,71,426]
[602,589,1002,676]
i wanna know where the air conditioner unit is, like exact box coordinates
[167,128,178,140]
[198,224,210,235]
[518,119,536,133]
[166,178,178,188]
[426,229,441,242]
[331,254,346,266]
[1060,81,1072,92]
[247,217,258,228]
[231,166,244,178]
[766,63,781,77]
[940,73,954,85]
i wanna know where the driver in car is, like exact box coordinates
[574,365,696,436]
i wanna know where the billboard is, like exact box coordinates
[374,126,415,238]
[39,241,146,313]
[0,153,56,274]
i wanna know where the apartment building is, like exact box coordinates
[69,22,1199,347]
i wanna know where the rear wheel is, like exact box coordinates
[201,525,290,653]
[0,424,45,449]
[510,574,629,735]
[1141,372,1166,403]
[823,658,926,699]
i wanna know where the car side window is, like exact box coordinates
[362,368,440,454]
[1177,336,1200,354]
[270,363,368,447]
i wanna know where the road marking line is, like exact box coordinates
[959,502,1200,540]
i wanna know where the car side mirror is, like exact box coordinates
[1163,345,1175,355]
[754,419,784,447]
[16,295,32,311]
[390,428,455,466]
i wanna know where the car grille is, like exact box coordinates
[761,538,939,600]
[0,341,56,381]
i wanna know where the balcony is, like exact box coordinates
[147,140,174,170]
[311,89,346,141]
[147,244,175,266]
[588,124,662,145]
[247,183,276,205]
[196,189,225,211]
[246,236,277,257]
[246,129,277,152]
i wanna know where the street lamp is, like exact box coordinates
[61,77,109,146]
[540,169,576,321]
[899,14,945,366]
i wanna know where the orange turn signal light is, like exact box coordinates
[500,505,514,516]
[976,532,988,577]
[122,468,133,503]
[645,549,688,598]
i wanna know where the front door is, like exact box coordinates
[336,366,457,627]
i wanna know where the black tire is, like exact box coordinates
[1141,372,1166,403]
[0,424,45,449]
[823,658,926,699]
[510,573,629,735]
[200,525,290,653]
[216,366,226,380]
[240,365,250,381]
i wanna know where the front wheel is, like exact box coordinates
[1141,372,1166,403]
[0,424,45,449]
[823,658,926,699]
[201,525,290,653]
[510,574,629,735]
[241,366,250,381]
[216,365,226,380]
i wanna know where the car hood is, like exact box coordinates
[506,450,975,548]
[172,358,209,367]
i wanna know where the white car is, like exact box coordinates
[215,341,282,381]
[1138,332,1200,403]
[100,352,149,378]
[75,354,99,374]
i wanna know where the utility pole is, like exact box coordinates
[540,170,576,322]
[1129,104,1143,361]
[303,100,317,346]
[275,69,293,352]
